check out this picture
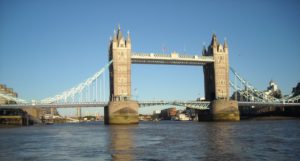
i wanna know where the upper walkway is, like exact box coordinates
[131,52,214,66]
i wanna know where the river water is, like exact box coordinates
[0,120,300,161]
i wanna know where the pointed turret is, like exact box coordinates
[111,29,118,48]
[211,33,218,47]
[218,44,224,52]
[223,38,228,53]
[117,26,123,41]
[126,30,131,42]
[202,45,207,55]
[113,29,117,42]
[223,38,228,49]
[126,30,131,48]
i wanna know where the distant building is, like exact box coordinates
[231,80,282,101]
[196,97,206,101]
[160,107,177,120]
[0,84,59,122]
[151,110,161,120]
[0,108,32,126]
[0,84,18,104]
[138,114,152,121]
[292,82,300,96]
[186,108,198,121]
[231,90,253,101]
[264,80,282,99]
[153,110,161,115]
[177,113,190,121]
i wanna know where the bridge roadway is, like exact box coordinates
[131,52,214,66]
[0,101,211,110]
[238,101,300,107]
[0,101,299,109]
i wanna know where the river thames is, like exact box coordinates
[0,119,300,161]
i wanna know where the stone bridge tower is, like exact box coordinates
[203,34,240,121]
[105,26,139,124]
[203,34,229,100]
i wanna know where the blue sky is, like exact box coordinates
[1,0,300,115]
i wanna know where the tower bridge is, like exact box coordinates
[1,26,300,124]
[105,26,239,124]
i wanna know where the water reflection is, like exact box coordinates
[108,125,137,161]
[1,121,299,160]
[201,122,244,161]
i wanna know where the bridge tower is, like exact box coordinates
[104,26,139,124]
[202,34,240,121]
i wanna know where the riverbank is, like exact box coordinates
[243,116,300,120]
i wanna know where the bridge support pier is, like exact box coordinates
[210,100,240,121]
[104,100,139,125]
[198,100,240,121]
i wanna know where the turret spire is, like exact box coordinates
[113,29,117,41]
[117,27,123,41]
[211,33,218,47]
[127,30,131,42]
[202,45,207,55]
[224,38,228,49]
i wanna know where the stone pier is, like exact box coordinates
[198,100,240,121]
[104,100,139,125]
[210,100,240,121]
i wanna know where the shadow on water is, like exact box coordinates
[107,125,137,161]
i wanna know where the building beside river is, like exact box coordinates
[0,84,17,105]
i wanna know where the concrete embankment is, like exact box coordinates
[0,108,41,127]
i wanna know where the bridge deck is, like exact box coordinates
[238,101,300,107]
[0,102,108,108]
[1,101,299,109]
